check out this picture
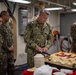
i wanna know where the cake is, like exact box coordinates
[49,51,76,66]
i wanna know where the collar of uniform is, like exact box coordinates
[43,22,48,29]
[36,20,47,29]
[2,22,9,28]
[2,22,7,25]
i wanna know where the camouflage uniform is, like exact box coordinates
[24,20,52,68]
[0,22,14,75]
[0,34,4,74]
[71,24,76,52]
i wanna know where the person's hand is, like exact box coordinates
[35,45,43,52]
[8,45,14,52]
[42,47,48,53]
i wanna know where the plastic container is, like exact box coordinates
[34,54,44,68]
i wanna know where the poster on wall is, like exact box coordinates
[18,7,28,36]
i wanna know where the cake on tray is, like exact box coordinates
[49,51,76,67]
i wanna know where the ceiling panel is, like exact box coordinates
[0,0,76,9]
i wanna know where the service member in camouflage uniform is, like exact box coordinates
[24,10,52,68]
[0,11,14,75]
[71,22,76,52]
[0,14,4,75]
[0,34,3,74]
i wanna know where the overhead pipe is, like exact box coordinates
[38,0,71,9]
[3,0,16,16]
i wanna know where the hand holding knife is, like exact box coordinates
[35,45,50,56]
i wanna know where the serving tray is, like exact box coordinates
[45,60,76,71]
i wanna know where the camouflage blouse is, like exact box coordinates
[0,22,13,52]
[24,20,52,52]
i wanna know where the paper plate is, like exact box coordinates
[27,67,36,72]
[53,72,66,75]
[60,69,73,74]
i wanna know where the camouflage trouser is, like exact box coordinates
[2,52,14,75]
[26,47,45,68]
[26,48,38,68]
[0,55,4,75]
[72,41,76,52]
[72,44,76,52]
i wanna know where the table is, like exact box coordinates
[22,70,33,75]
[22,70,56,75]
[22,69,74,75]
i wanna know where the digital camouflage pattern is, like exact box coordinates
[0,23,13,52]
[0,22,14,75]
[0,34,3,53]
[24,20,52,68]
[71,24,76,52]
[0,34,4,74]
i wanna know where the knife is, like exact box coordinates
[41,52,50,56]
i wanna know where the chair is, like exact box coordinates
[60,37,72,52]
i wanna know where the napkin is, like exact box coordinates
[34,65,58,75]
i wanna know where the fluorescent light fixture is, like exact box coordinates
[8,0,31,4]
[73,2,76,5]
[44,7,63,11]
[71,9,76,11]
